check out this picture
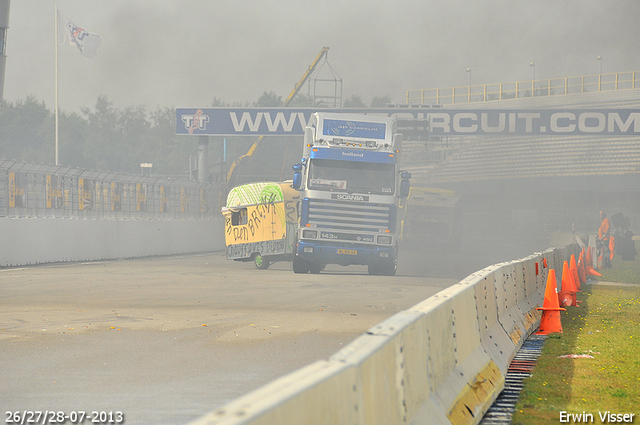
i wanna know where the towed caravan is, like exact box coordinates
[221,181,298,269]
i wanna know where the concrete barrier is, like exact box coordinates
[0,217,225,267]
[190,244,580,425]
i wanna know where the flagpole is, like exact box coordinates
[54,5,59,166]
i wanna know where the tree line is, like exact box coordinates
[0,92,393,179]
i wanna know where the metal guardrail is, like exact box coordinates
[0,159,226,220]
[406,71,639,105]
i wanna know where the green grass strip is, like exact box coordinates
[513,243,640,424]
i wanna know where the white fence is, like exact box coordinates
[0,159,227,267]
[0,159,225,220]
[0,217,225,267]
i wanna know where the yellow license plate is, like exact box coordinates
[337,249,357,255]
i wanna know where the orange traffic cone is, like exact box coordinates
[536,269,566,335]
[587,266,603,277]
[570,254,581,292]
[585,246,602,276]
[585,246,593,267]
[586,253,602,276]
[559,261,577,307]
[577,250,586,285]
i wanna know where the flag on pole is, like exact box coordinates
[57,11,101,58]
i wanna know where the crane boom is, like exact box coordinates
[283,46,329,107]
[226,47,330,184]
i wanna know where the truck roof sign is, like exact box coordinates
[322,119,387,140]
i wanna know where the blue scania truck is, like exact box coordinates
[291,112,411,275]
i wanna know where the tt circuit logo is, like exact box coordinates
[181,110,211,134]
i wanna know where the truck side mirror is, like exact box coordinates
[393,133,403,150]
[399,171,411,198]
[292,163,303,190]
[303,126,315,157]
[399,179,410,198]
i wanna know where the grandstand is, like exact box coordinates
[410,134,640,184]
[401,74,640,237]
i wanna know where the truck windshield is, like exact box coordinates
[307,159,395,195]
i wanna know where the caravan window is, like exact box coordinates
[231,208,248,226]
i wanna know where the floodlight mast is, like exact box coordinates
[0,0,10,104]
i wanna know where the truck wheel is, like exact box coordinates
[309,263,324,274]
[379,260,397,276]
[293,256,310,274]
[369,255,397,276]
[253,253,270,270]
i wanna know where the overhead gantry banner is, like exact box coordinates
[176,107,640,137]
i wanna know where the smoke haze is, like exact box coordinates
[4,0,640,112]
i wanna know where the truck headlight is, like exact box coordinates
[302,229,318,239]
[377,235,392,245]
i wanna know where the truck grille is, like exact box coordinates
[306,198,393,233]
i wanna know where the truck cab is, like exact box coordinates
[292,112,410,275]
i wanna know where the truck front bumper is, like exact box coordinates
[295,241,395,266]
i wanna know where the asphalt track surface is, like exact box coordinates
[1,234,548,424]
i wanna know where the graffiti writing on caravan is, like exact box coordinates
[226,199,277,242]
[284,201,296,224]
[227,240,286,259]
[284,195,300,224]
